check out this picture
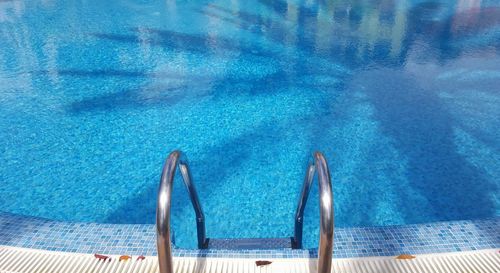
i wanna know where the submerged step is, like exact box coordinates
[207,238,293,249]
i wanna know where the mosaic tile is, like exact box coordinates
[0,212,498,259]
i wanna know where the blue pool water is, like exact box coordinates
[0,0,499,249]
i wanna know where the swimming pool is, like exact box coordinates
[0,0,499,249]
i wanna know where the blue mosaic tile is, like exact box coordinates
[0,212,498,259]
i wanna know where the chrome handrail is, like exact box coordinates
[157,151,207,273]
[292,152,334,273]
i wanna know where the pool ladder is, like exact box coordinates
[156,151,334,273]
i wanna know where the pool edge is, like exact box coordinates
[1,212,498,259]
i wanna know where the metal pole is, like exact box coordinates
[156,151,207,273]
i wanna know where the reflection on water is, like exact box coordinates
[0,0,499,248]
[2,0,499,78]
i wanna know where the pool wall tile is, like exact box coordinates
[0,212,498,258]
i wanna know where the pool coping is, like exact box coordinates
[2,246,500,273]
[0,212,498,259]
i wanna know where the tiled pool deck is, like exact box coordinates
[0,212,498,259]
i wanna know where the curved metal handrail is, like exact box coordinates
[292,152,334,273]
[157,151,207,273]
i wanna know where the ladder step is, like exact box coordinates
[207,238,293,249]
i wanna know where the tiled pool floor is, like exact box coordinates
[0,212,498,259]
